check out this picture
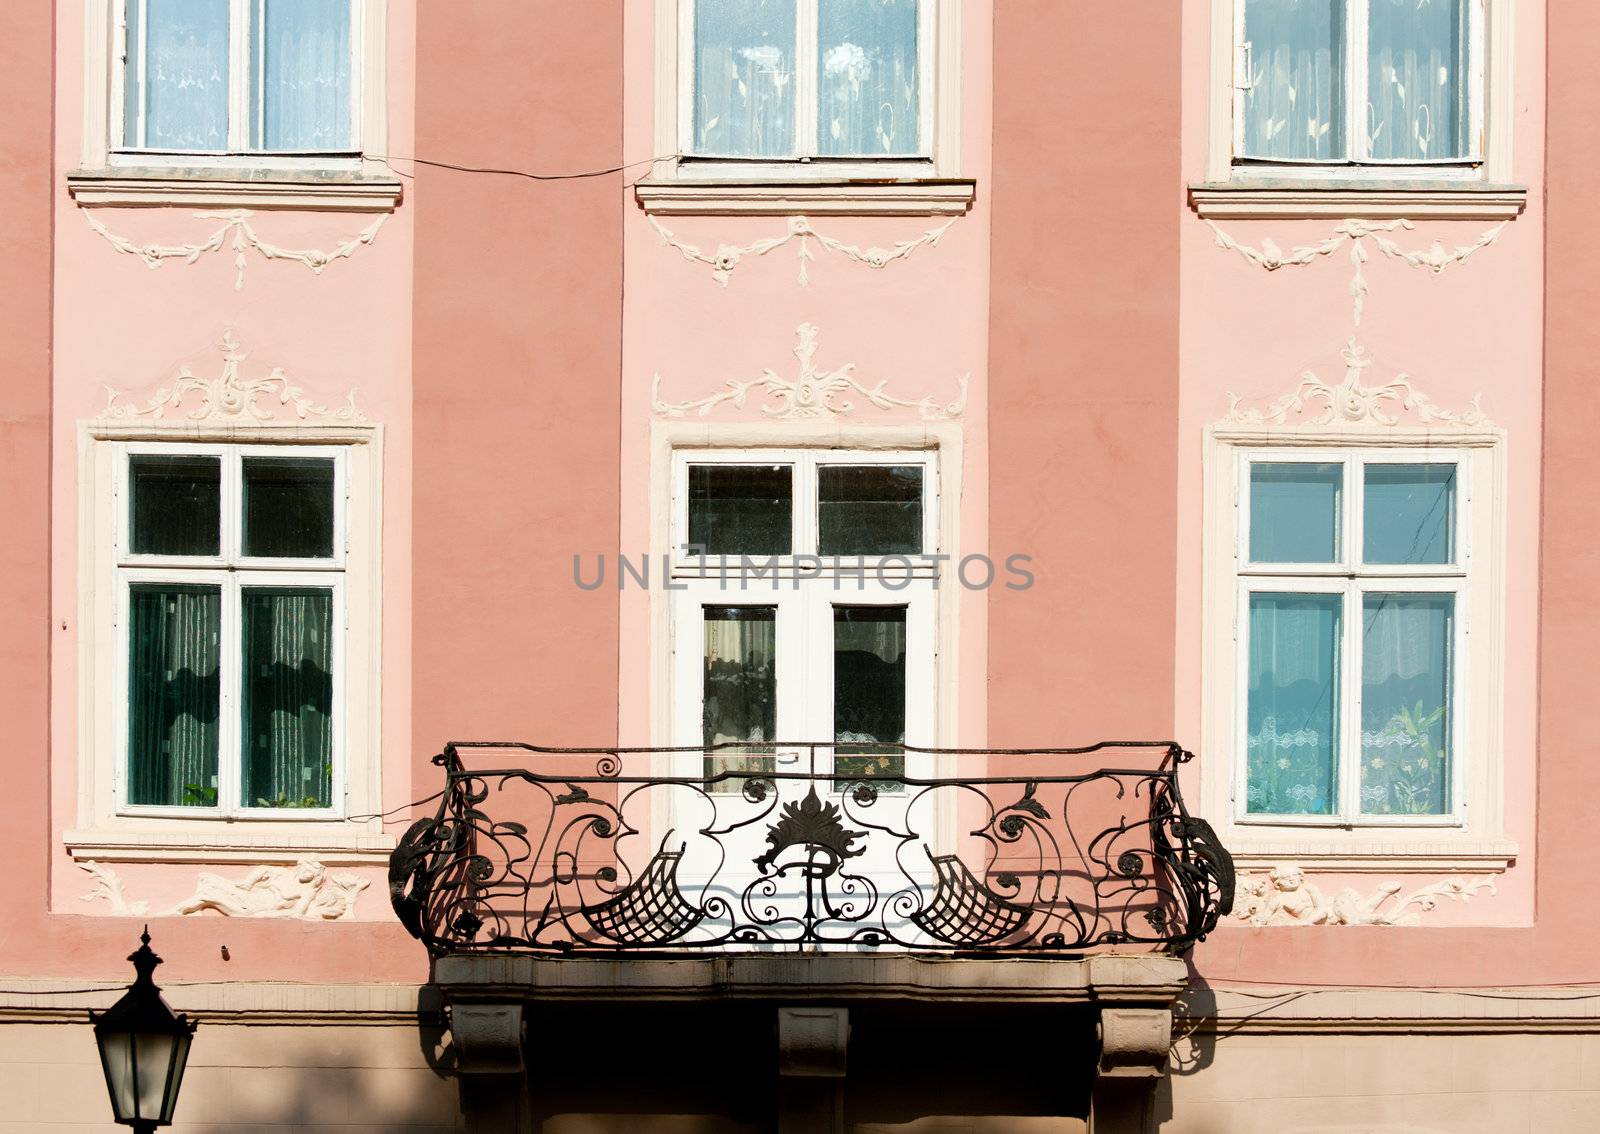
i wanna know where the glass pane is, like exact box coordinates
[1368,0,1470,161]
[250,0,353,151]
[126,0,230,151]
[127,585,220,807]
[1249,462,1342,563]
[241,588,333,808]
[833,606,907,787]
[817,465,923,556]
[1239,0,1345,161]
[243,456,336,558]
[687,465,793,556]
[129,454,221,556]
[703,606,777,785]
[1363,463,1457,565]
[1361,593,1452,815]
[694,0,797,157]
[817,0,920,156]
[1246,593,1341,815]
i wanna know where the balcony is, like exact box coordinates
[391,741,1234,1131]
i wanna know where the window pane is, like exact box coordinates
[250,0,353,151]
[128,585,220,807]
[126,0,230,151]
[1367,0,1470,161]
[1363,463,1457,565]
[1249,462,1342,563]
[1361,593,1452,816]
[1246,593,1341,815]
[687,465,793,556]
[241,588,333,809]
[1239,0,1345,161]
[129,454,221,556]
[693,0,797,157]
[703,606,777,785]
[817,465,923,556]
[833,606,906,786]
[817,0,920,156]
[243,457,336,558]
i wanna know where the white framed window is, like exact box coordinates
[1201,429,1513,871]
[71,425,386,862]
[1205,0,1516,188]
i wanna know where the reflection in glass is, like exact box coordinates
[129,454,221,556]
[1239,0,1344,161]
[243,457,336,559]
[1246,593,1340,815]
[241,588,334,809]
[1367,0,1470,162]
[128,584,221,806]
[687,465,793,556]
[125,0,231,151]
[250,0,353,151]
[703,606,777,786]
[1361,593,1452,815]
[694,0,797,157]
[817,0,919,156]
[1363,463,1456,565]
[833,606,906,787]
[1250,462,1342,563]
[817,465,923,556]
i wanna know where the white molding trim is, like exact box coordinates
[79,858,370,918]
[64,830,396,866]
[67,171,402,212]
[1189,182,1527,221]
[1231,863,1497,925]
[647,215,959,287]
[1227,841,1519,873]
[635,180,975,217]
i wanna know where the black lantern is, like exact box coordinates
[90,928,197,1133]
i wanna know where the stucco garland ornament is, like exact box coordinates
[647,213,956,286]
[79,858,369,920]
[653,322,968,421]
[1205,217,1506,326]
[1225,338,1488,429]
[1232,864,1496,927]
[85,208,386,291]
[99,331,365,425]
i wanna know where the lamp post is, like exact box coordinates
[90,928,197,1134]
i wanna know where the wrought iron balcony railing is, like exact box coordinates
[390,741,1234,957]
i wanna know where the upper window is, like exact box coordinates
[1234,0,1483,172]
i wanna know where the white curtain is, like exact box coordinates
[128,0,230,150]
[1240,0,1344,161]
[694,0,797,157]
[252,0,352,151]
[817,0,920,156]
[1246,593,1341,814]
[1367,0,1470,161]
[1359,593,1452,813]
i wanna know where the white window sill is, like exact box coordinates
[634,178,977,217]
[1189,179,1527,221]
[66,168,403,212]
[1227,837,1518,874]
[65,827,397,866]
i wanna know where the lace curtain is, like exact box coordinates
[251,0,352,151]
[1240,0,1343,161]
[1367,0,1470,161]
[127,0,230,150]
[817,0,919,156]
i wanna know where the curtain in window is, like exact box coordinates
[1240,0,1344,161]
[1246,593,1341,814]
[128,585,221,807]
[1360,593,1452,814]
[1367,0,1470,161]
[833,607,907,785]
[250,0,352,151]
[694,0,797,157]
[817,0,919,156]
[241,589,333,808]
[127,0,230,150]
[703,606,777,783]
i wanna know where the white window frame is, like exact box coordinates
[70,423,387,864]
[1234,447,1469,828]
[1200,426,1514,872]
[1207,0,1515,185]
[79,0,389,174]
[652,0,962,184]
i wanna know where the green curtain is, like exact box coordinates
[128,585,221,806]
[241,588,333,808]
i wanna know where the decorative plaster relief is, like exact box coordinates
[1206,218,1506,326]
[653,323,968,421]
[647,213,955,287]
[1225,338,1488,429]
[97,331,365,425]
[79,858,368,920]
[1232,863,1496,927]
[85,208,386,291]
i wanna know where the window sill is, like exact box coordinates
[1188,180,1527,221]
[1227,838,1518,874]
[66,168,403,212]
[634,178,977,217]
[65,827,397,866]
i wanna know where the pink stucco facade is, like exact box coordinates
[1,1,1597,1130]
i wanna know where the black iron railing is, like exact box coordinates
[389,741,1234,957]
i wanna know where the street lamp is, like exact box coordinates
[90,928,197,1133]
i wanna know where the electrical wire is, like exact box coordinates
[370,153,675,183]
